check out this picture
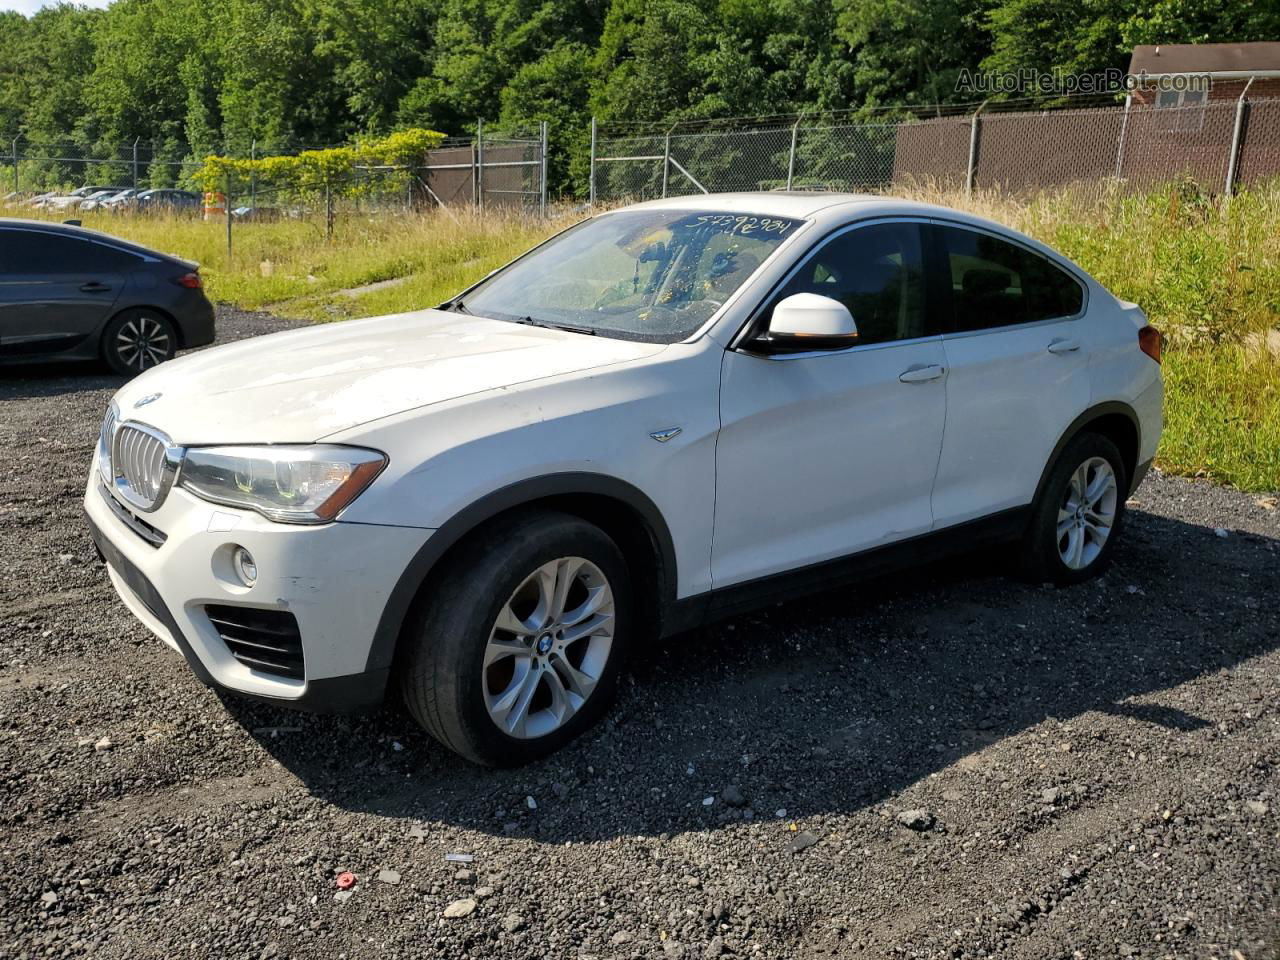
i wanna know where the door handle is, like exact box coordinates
[1047,337,1080,354]
[80,282,112,293]
[899,364,945,383]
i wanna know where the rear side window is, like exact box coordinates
[0,229,142,275]
[769,221,931,346]
[934,225,1083,332]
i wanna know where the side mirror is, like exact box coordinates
[753,293,859,354]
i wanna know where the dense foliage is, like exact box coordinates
[1,0,1275,195]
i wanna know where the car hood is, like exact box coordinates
[110,309,666,444]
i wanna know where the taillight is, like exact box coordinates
[175,272,202,289]
[1138,325,1163,364]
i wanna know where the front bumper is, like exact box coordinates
[83,464,429,713]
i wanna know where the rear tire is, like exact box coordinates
[400,510,633,766]
[102,309,177,376]
[1017,432,1127,585]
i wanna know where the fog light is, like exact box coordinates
[233,546,257,586]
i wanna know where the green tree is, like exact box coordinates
[589,0,716,124]
[500,40,593,193]
[979,0,1135,87]
[1120,0,1280,46]
[836,0,991,109]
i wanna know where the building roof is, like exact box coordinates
[1129,42,1280,77]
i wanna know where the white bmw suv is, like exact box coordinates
[85,193,1163,765]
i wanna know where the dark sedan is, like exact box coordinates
[0,219,215,375]
[134,189,202,214]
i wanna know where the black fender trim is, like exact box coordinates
[1031,401,1143,507]
[704,506,1030,622]
[363,472,681,674]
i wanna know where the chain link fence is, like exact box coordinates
[0,122,548,217]
[591,81,1280,204]
[5,85,1278,215]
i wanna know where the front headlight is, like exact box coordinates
[179,445,387,524]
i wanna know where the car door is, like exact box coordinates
[712,219,948,588]
[928,222,1090,526]
[0,228,132,357]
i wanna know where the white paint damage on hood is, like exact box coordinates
[109,309,667,444]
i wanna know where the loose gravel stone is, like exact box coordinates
[896,808,935,830]
[443,898,477,919]
[502,913,526,933]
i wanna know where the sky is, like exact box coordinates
[3,0,111,13]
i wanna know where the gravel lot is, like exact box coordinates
[1,308,1278,960]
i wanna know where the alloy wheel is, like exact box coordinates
[483,556,615,739]
[1057,456,1118,570]
[116,315,172,371]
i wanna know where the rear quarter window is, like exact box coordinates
[935,224,1083,332]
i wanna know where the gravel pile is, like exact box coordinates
[1,307,1277,958]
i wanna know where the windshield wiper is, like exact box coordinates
[513,315,597,336]
[443,299,471,315]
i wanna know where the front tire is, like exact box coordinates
[1018,432,1127,585]
[102,309,177,376]
[400,510,633,766]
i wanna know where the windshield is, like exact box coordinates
[457,209,804,342]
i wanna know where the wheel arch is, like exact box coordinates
[364,473,679,676]
[1033,401,1142,506]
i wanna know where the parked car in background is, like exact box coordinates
[0,218,214,374]
[84,192,1163,766]
[135,189,200,214]
[99,188,144,211]
[41,186,126,211]
[79,188,128,211]
[231,205,283,222]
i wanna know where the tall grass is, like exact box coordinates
[11,205,577,320]
[6,184,1279,490]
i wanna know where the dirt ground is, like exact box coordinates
[1,309,1277,959]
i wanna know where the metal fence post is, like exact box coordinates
[589,116,597,207]
[476,119,484,210]
[1224,78,1255,204]
[966,101,988,197]
[786,118,800,190]
[325,180,334,242]
[661,128,671,198]
[540,120,548,216]
[471,137,478,207]
[11,138,17,194]
[132,137,139,189]
[1113,94,1132,179]
[250,139,257,209]
[224,172,233,260]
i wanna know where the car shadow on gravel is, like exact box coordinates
[221,506,1279,841]
[0,362,126,399]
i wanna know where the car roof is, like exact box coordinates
[622,191,885,219]
[0,217,190,264]
[620,191,1072,266]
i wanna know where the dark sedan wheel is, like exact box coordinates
[102,309,177,376]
